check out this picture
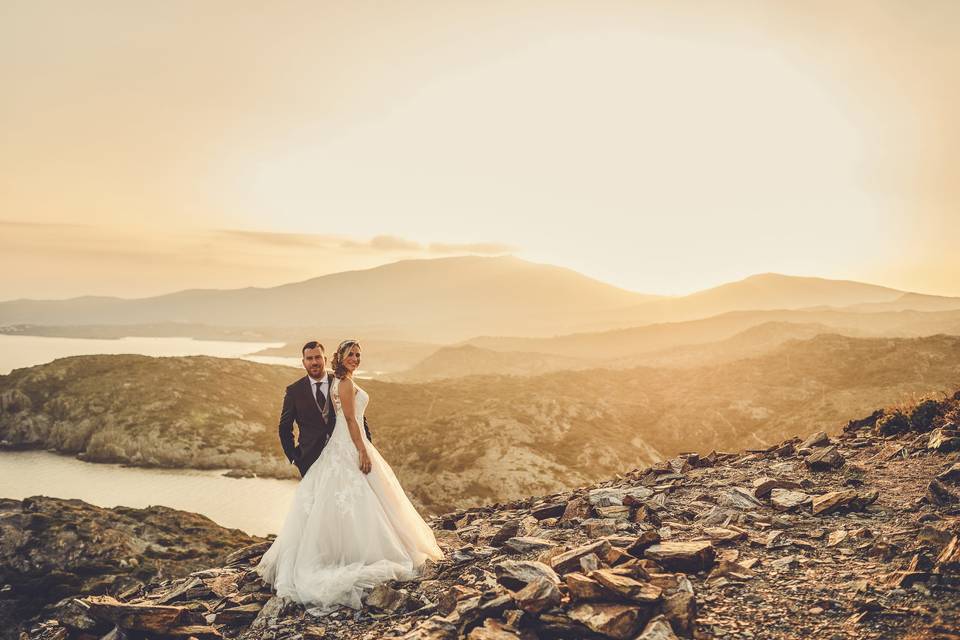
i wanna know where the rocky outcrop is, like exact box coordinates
[19,392,960,639]
[0,497,263,640]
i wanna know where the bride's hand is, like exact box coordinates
[358,447,372,474]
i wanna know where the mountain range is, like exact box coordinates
[3,256,959,343]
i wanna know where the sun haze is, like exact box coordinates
[1,1,957,299]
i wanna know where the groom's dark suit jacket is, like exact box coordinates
[279,373,372,476]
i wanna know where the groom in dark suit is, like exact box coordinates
[278,340,373,477]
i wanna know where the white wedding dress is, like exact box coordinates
[255,377,442,611]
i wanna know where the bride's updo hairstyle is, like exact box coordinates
[331,339,361,378]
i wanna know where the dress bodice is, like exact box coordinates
[329,377,369,437]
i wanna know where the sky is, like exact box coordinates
[1,0,958,300]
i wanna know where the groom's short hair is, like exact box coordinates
[302,340,325,355]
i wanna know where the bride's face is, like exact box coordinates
[343,345,362,372]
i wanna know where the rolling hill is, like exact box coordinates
[3,334,960,514]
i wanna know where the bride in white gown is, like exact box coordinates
[255,340,443,611]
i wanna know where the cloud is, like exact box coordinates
[369,235,424,251]
[429,241,514,254]
[213,229,343,249]
[339,235,513,255]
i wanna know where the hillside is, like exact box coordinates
[388,345,582,382]
[19,393,960,640]
[3,335,960,514]
[466,308,960,360]
[396,321,847,380]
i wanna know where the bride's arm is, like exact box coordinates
[338,377,372,474]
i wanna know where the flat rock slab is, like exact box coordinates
[494,560,560,591]
[589,569,662,603]
[929,427,960,452]
[770,488,812,511]
[530,502,567,520]
[213,603,263,625]
[512,577,561,614]
[644,541,716,573]
[564,572,609,602]
[805,446,846,471]
[503,536,557,554]
[752,476,803,498]
[588,487,655,507]
[936,463,960,484]
[811,490,877,515]
[637,614,679,640]
[812,490,858,515]
[702,527,746,543]
[719,487,762,510]
[550,540,613,575]
[568,602,649,640]
[79,596,202,633]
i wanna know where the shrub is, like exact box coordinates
[876,411,910,436]
[910,399,941,432]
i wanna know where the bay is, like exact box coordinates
[0,334,299,375]
[0,449,296,537]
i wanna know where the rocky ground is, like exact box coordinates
[16,393,960,639]
[0,497,263,640]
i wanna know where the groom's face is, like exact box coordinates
[302,346,326,379]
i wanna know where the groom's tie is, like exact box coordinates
[315,383,326,413]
